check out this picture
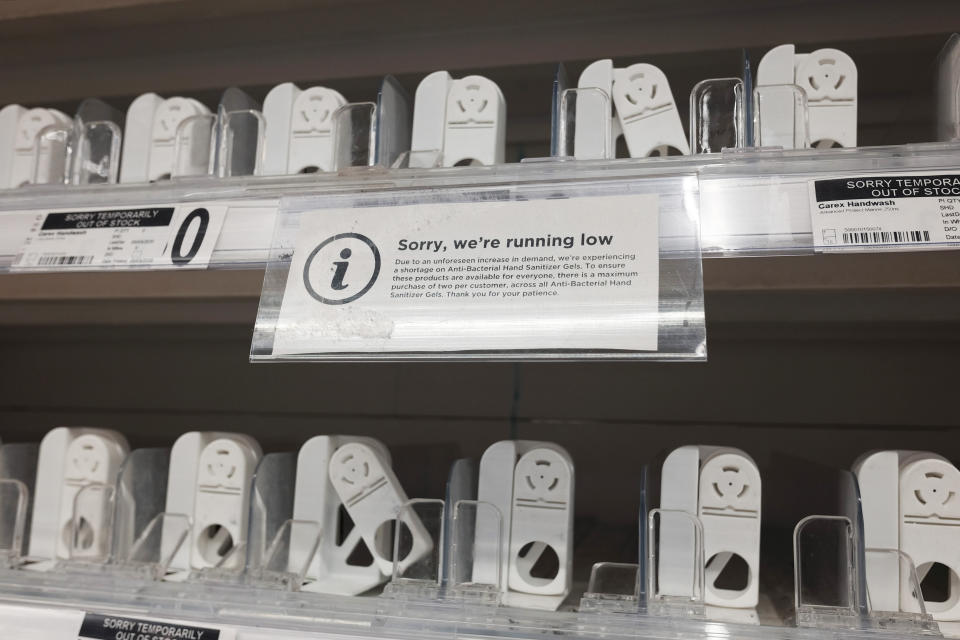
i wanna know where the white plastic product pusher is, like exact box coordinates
[327,441,432,580]
[28,427,129,565]
[474,440,574,610]
[120,94,211,183]
[161,431,262,575]
[575,59,690,159]
[262,83,348,175]
[659,445,761,617]
[0,105,73,188]
[292,435,397,595]
[410,71,506,168]
[757,44,857,148]
[855,450,960,624]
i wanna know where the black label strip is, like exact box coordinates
[78,613,220,640]
[814,175,960,201]
[42,208,175,231]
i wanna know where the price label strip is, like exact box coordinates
[77,613,235,640]
[808,173,960,250]
[272,193,660,355]
[11,204,228,270]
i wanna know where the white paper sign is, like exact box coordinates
[808,173,960,250]
[273,194,660,355]
[11,204,228,270]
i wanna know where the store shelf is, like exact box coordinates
[1,5,959,640]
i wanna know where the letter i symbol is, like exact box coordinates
[331,248,351,290]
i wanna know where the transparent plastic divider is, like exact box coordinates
[32,125,71,185]
[448,500,501,603]
[935,33,960,142]
[0,443,38,567]
[581,465,648,614]
[67,482,116,562]
[125,511,191,579]
[753,84,810,150]
[252,166,704,362]
[245,452,323,590]
[550,64,569,158]
[793,515,859,627]
[375,75,412,169]
[383,499,444,600]
[395,149,443,169]
[442,458,477,585]
[172,113,216,178]
[647,508,705,618]
[70,120,122,184]
[580,562,642,613]
[108,448,168,565]
[863,547,937,632]
[333,103,378,170]
[558,87,613,159]
[0,480,28,567]
[187,452,285,584]
[218,109,266,178]
[689,78,745,154]
[252,518,322,590]
[637,464,649,605]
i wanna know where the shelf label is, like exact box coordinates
[272,194,660,355]
[808,173,960,250]
[78,613,235,640]
[11,204,228,270]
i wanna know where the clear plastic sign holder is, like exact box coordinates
[689,78,745,154]
[383,499,502,605]
[252,163,705,362]
[753,84,810,150]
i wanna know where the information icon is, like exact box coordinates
[302,232,381,305]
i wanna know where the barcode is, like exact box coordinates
[841,230,931,244]
[37,254,95,266]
